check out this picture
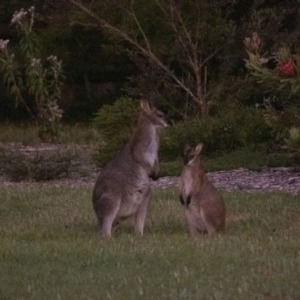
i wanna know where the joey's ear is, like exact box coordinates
[140,98,153,114]
[194,143,203,155]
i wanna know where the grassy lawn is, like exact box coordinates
[160,150,297,176]
[0,185,299,300]
[0,122,100,144]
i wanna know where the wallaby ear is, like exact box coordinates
[140,98,153,114]
[182,143,191,157]
[194,143,203,156]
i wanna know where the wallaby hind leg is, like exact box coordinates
[101,215,117,237]
[187,223,201,237]
[134,190,151,236]
[95,197,120,237]
[200,209,217,235]
[185,210,207,236]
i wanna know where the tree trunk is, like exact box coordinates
[200,98,209,118]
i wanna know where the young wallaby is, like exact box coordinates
[179,143,226,236]
[92,98,171,237]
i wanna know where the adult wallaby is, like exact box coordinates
[93,98,171,237]
[179,143,226,236]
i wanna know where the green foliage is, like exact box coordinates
[245,45,300,97]
[0,7,64,142]
[160,149,296,177]
[93,96,140,165]
[0,122,101,144]
[263,101,300,141]
[159,106,272,162]
[70,0,237,117]
[282,127,300,161]
[244,32,300,157]
[204,150,296,172]
[93,99,274,167]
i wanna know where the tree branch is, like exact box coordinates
[129,3,151,52]
[67,0,196,102]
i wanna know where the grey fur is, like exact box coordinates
[92,99,171,237]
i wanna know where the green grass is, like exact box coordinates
[160,149,297,176]
[0,185,299,299]
[204,149,297,171]
[0,122,100,144]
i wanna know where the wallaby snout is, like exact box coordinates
[92,98,170,237]
[179,143,226,236]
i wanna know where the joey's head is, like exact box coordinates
[140,98,172,128]
[182,143,203,166]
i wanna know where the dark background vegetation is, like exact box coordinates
[1,0,300,168]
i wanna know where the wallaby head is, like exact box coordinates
[139,98,172,129]
[92,98,171,237]
[182,143,203,166]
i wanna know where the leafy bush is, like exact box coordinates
[0,7,64,142]
[93,96,140,165]
[159,106,272,161]
[93,97,273,166]
[245,34,300,157]
[160,149,296,177]
[264,101,300,141]
[282,127,300,164]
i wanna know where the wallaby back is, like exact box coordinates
[93,98,171,237]
[179,143,226,235]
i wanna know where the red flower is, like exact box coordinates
[275,59,296,77]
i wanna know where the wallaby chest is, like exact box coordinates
[146,140,158,168]
[141,128,158,168]
[181,168,194,197]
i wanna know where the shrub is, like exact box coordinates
[93,97,272,166]
[159,106,272,161]
[264,101,300,141]
[0,7,64,142]
[245,34,300,157]
[93,96,140,166]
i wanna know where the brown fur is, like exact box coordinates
[179,143,226,236]
[92,98,171,237]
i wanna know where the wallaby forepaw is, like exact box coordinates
[186,195,191,205]
[179,195,185,205]
[149,172,159,181]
